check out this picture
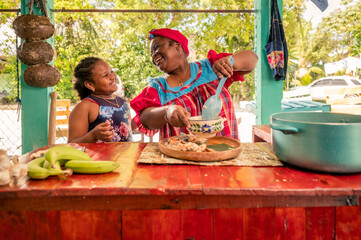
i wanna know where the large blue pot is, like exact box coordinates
[270,111,361,173]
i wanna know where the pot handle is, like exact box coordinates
[270,124,299,134]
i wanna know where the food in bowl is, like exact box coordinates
[187,116,225,138]
[165,133,211,152]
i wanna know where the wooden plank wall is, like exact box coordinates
[1,206,361,240]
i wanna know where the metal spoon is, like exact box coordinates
[202,56,235,120]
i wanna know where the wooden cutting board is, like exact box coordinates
[158,136,242,162]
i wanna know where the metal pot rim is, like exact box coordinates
[271,111,361,125]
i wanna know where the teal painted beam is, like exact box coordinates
[21,0,54,154]
[254,0,283,124]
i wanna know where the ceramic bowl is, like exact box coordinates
[187,116,225,138]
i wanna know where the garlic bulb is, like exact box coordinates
[0,151,29,186]
[0,149,10,171]
[11,162,28,179]
[0,170,11,186]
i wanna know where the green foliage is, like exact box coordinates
[2,0,323,102]
[296,66,325,87]
[7,0,361,103]
[308,1,361,64]
[282,0,361,88]
[300,73,312,86]
[335,69,347,76]
[229,73,255,101]
[282,0,312,87]
[49,0,256,102]
[308,66,325,81]
[0,3,20,103]
[0,56,20,103]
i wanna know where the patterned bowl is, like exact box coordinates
[187,116,225,138]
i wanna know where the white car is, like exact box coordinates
[283,86,311,100]
[308,76,361,101]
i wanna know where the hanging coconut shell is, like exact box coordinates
[18,41,54,66]
[13,14,55,41]
[24,64,60,88]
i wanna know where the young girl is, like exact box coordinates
[68,57,132,143]
[130,28,258,140]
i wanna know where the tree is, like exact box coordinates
[53,0,255,102]
[5,0,326,101]
[0,2,20,103]
[308,1,361,65]
[282,0,316,86]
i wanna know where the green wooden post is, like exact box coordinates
[254,0,283,124]
[21,0,54,153]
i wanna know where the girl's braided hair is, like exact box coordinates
[73,57,102,100]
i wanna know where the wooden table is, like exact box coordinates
[252,124,272,143]
[1,142,361,240]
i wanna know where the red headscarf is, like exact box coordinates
[148,28,189,56]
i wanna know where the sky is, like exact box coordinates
[304,0,357,28]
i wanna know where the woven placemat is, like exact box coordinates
[137,142,283,166]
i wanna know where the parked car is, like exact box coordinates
[308,76,361,101]
[283,86,311,100]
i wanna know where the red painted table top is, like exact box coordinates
[1,142,360,210]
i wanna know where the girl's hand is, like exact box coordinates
[91,120,115,142]
[165,105,191,128]
[213,56,233,79]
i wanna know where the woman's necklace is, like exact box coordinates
[177,76,186,87]
[178,66,190,87]
[169,66,190,87]
[93,95,119,108]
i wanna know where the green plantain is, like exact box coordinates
[44,145,92,167]
[43,159,61,171]
[64,160,120,174]
[27,157,64,179]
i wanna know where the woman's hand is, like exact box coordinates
[139,105,190,130]
[91,120,115,142]
[212,56,234,79]
[212,51,258,79]
[165,105,191,128]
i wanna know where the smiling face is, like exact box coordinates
[87,60,118,97]
[149,36,183,73]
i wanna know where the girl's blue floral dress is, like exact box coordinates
[86,95,132,142]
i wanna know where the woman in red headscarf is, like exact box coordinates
[130,28,258,140]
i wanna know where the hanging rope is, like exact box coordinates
[15,9,21,121]
[27,0,48,17]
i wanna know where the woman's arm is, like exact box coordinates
[212,50,258,79]
[140,105,190,130]
[232,50,258,73]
